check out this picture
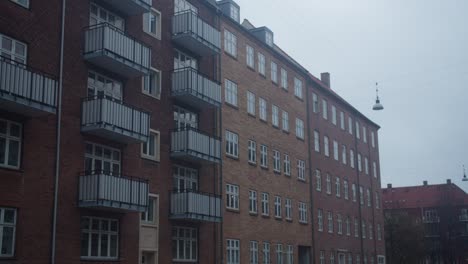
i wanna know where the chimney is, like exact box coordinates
[387,183,392,189]
[447,179,452,184]
[321,72,330,88]
[423,180,428,186]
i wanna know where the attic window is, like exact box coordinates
[230,5,239,22]
[265,31,273,46]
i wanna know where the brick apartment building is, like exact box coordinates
[383,181,468,264]
[0,0,385,263]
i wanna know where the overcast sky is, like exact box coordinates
[235,0,468,192]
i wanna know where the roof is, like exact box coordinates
[382,183,468,209]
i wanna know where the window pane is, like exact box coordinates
[101,234,109,257]
[0,138,5,164]
[1,226,14,255]
[110,235,118,257]
[7,140,19,167]
[81,232,89,257]
[91,233,99,256]
[4,209,15,223]
[0,121,6,134]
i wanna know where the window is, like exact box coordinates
[174,0,198,13]
[285,199,292,220]
[258,53,266,75]
[337,214,343,235]
[318,209,323,231]
[327,211,333,233]
[224,30,237,57]
[355,121,360,139]
[315,170,322,191]
[296,118,304,139]
[335,177,341,197]
[247,91,256,115]
[349,253,353,264]
[375,192,380,209]
[271,62,278,83]
[284,154,291,176]
[259,98,267,121]
[226,239,240,264]
[0,119,21,169]
[272,105,279,127]
[364,157,369,175]
[246,45,255,68]
[367,189,371,207]
[225,79,238,106]
[331,252,335,264]
[322,99,328,120]
[230,5,239,21]
[141,251,157,264]
[314,131,320,152]
[274,196,282,218]
[324,136,329,157]
[173,165,198,190]
[85,143,121,174]
[351,184,357,202]
[250,241,259,264]
[350,149,355,168]
[0,34,27,64]
[356,255,361,264]
[369,224,373,240]
[260,145,268,168]
[143,9,161,39]
[276,244,284,264]
[273,150,281,172]
[263,242,270,264]
[362,221,366,238]
[373,162,377,178]
[142,68,161,99]
[297,160,306,181]
[333,140,339,161]
[362,126,367,143]
[226,184,239,210]
[286,245,293,264]
[348,117,353,135]
[265,32,273,46]
[87,71,122,99]
[81,217,119,259]
[225,130,239,158]
[141,130,160,161]
[174,49,198,70]
[344,180,349,200]
[371,131,376,148]
[248,140,257,164]
[281,68,288,89]
[359,186,364,205]
[377,224,382,240]
[261,193,269,216]
[141,195,158,224]
[294,77,303,99]
[90,3,124,30]
[299,202,308,223]
[342,145,347,165]
[320,251,325,264]
[9,0,29,8]
[331,105,337,125]
[326,174,331,194]
[377,256,385,264]
[346,217,351,236]
[340,111,345,130]
[249,190,258,214]
[0,207,16,257]
[312,93,319,113]
[282,111,289,132]
[357,154,362,172]
[354,218,359,237]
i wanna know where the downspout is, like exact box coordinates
[51,0,66,263]
[306,80,316,264]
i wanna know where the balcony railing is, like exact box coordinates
[78,171,149,212]
[0,56,57,115]
[460,214,468,222]
[84,23,151,77]
[171,127,221,164]
[423,216,440,223]
[172,67,221,108]
[97,0,151,16]
[81,95,150,143]
[172,11,221,56]
[170,190,222,223]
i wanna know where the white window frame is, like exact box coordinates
[299,202,308,223]
[274,196,282,218]
[365,157,369,175]
[259,97,267,121]
[142,67,161,99]
[348,117,353,135]
[286,245,294,264]
[297,160,306,181]
[281,68,288,90]
[0,207,16,257]
[225,79,238,106]
[350,149,355,169]
[0,119,22,169]
[226,184,239,210]
[333,140,339,161]
[375,192,380,209]
[250,241,259,264]
[272,105,279,127]
[314,130,320,152]
[174,0,198,13]
[294,77,303,99]
[337,214,343,235]
[371,131,376,148]
[141,129,160,161]
[346,217,351,236]
[355,121,360,139]
[331,105,337,125]
[367,188,371,207]
[80,216,119,260]
[327,211,333,233]
[320,251,325,264]
[324,136,329,157]
[344,180,349,200]
[284,154,291,176]
[373,161,377,178]
[316,170,322,191]
[260,145,268,168]
[141,194,159,225]
[271,62,278,83]
[263,242,271,264]
[318,209,323,231]
[354,218,359,237]
[249,190,258,214]
[246,45,255,68]
[326,174,331,194]
[357,154,362,172]
[0,33,27,64]
[225,130,239,158]
[89,3,124,30]
[9,0,29,8]
[352,184,357,202]
[224,29,237,57]
[377,255,385,264]
[248,140,257,164]
[84,142,121,175]
[312,93,319,113]
[340,111,345,130]
[359,186,364,205]
[258,52,266,76]
[322,99,328,120]
[363,126,367,143]
[261,193,270,216]
[247,91,256,115]
[273,150,281,173]
[296,118,304,139]
[143,8,162,39]
[282,111,289,132]
[285,198,292,220]
[342,145,347,165]
[276,244,284,264]
[227,239,240,264]
[377,224,382,241]
[335,177,341,197]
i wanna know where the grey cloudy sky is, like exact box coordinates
[235,0,468,192]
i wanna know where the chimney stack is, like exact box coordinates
[447,179,452,184]
[423,180,428,186]
[321,72,330,88]
[387,183,392,189]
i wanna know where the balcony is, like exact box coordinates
[81,95,150,143]
[172,68,221,108]
[98,0,151,16]
[78,171,149,212]
[172,11,221,56]
[84,23,151,78]
[171,127,221,164]
[460,215,468,222]
[170,190,222,223]
[423,216,440,223]
[0,56,57,115]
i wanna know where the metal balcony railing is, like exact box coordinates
[172,11,221,56]
[0,56,57,115]
[84,23,151,77]
[172,67,221,108]
[170,189,222,223]
[78,170,149,212]
[170,127,221,164]
[98,0,151,16]
[423,216,441,223]
[81,95,150,143]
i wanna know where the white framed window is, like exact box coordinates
[369,224,374,240]
[281,68,288,90]
[326,174,331,194]
[265,31,273,46]
[359,186,364,205]
[173,165,198,190]
[322,99,328,120]
[327,211,333,233]
[316,170,322,191]
[174,49,198,70]
[260,145,268,168]
[299,202,308,223]
[246,45,255,68]
[296,118,304,139]
[230,5,239,21]
[224,29,237,57]
[261,193,269,216]
[337,214,343,235]
[348,117,353,135]
[320,251,325,264]
[248,140,257,164]
[377,255,385,264]
[274,196,282,218]
[352,184,357,202]
[282,111,289,132]
[85,142,121,175]
[318,209,323,231]
[273,150,281,172]
[354,217,359,237]
[331,252,335,264]
[276,244,284,264]
[272,105,279,127]
[357,255,361,264]
[348,253,353,264]
[87,71,123,100]
[258,53,266,76]
[0,119,22,169]
[344,180,349,200]
[225,130,239,158]
[259,98,267,121]
[377,224,382,241]
[375,192,380,209]
[297,160,305,181]
[263,242,270,264]
[367,189,371,207]
[331,105,337,125]
[371,131,376,148]
[284,154,291,176]
[357,154,362,172]
[314,130,320,152]
[247,91,256,115]
[141,195,158,225]
[142,67,161,99]
[362,221,366,238]
[324,136,329,157]
[340,111,345,130]
[286,245,293,264]
[364,157,369,175]
[226,184,239,210]
[225,79,238,106]
[174,0,198,13]
[271,62,278,83]
[346,217,351,236]
[285,198,292,220]
[9,0,29,8]
[355,121,360,139]
[363,126,367,143]
[342,145,347,165]
[143,9,162,39]
[226,239,240,264]
[312,93,319,113]
[373,162,377,178]
[89,3,124,30]
[350,149,355,169]
[294,77,303,99]
[0,207,16,257]
[333,140,339,161]
[81,217,119,259]
[249,190,258,214]
[0,34,27,64]
[335,177,341,197]
[141,130,160,161]
[250,241,259,264]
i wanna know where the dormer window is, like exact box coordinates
[230,5,239,22]
[265,31,273,46]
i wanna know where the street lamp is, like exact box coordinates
[373,82,384,111]
[463,165,467,182]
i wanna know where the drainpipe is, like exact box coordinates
[51,0,66,263]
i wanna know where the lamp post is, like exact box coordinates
[373,83,384,111]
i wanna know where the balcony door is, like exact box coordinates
[173,106,198,130]
[87,71,122,100]
[173,165,198,192]
[85,142,121,175]
[89,2,125,30]
[174,49,198,70]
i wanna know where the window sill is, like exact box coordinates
[261,214,270,219]
[225,102,239,110]
[141,222,158,228]
[297,178,306,183]
[285,218,293,223]
[284,173,291,177]
[247,112,256,118]
[272,124,280,130]
[226,208,240,214]
[295,95,304,101]
[273,170,281,175]
[224,51,238,60]
[260,165,269,170]
[259,118,268,124]
[142,91,161,100]
[259,73,266,79]
[141,155,160,163]
[0,166,24,173]
[143,31,162,41]
[225,154,239,161]
[299,221,308,225]
[271,80,278,86]
[282,130,290,134]
[296,136,305,141]
[274,216,282,221]
[81,257,119,262]
[281,87,288,92]
[247,65,256,72]
[248,161,257,167]
[249,212,258,216]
